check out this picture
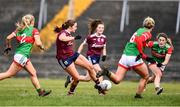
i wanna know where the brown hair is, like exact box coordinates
[54,19,76,33]
[157,33,168,41]
[157,33,174,50]
[88,19,104,34]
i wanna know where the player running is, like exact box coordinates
[146,33,173,95]
[78,19,107,81]
[1,14,51,97]
[55,19,103,95]
[97,16,156,98]
[65,19,107,87]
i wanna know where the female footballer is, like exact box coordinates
[97,16,156,98]
[55,19,103,95]
[146,33,173,95]
[1,14,51,97]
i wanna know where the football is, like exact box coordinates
[100,80,112,90]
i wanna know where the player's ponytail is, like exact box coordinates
[167,38,174,50]
[54,19,76,33]
[88,19,104,34]
[16,14,35,31]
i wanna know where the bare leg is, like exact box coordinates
[108,66,127,84]
[134,63,149,96]
[148,74,155,84]
[0,62,21,80]
[149,64,162,88]
[24,61,41,89]
[24,61,51,96]
[81,64,103,82]
[65,62,86,94]
[93,64,103,81]
[75,55,99,83]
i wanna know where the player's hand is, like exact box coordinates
[39,45,45,51]
[101,55,106,62]
[135,54,141,62]
[157,63,163,67]
[74,35,82,40]
[4,47,11,55]
[145,57,156,64]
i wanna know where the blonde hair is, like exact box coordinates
[143,16,155,29]
[16,14,35,31]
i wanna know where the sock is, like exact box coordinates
[69,81,79,93]
[95,79,100,84]
[36,88,42,93]
[155,87,159,91]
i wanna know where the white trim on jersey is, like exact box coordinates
[90,33,106,38]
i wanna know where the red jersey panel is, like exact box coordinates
[85,33,106,56]
[56,30,74,60]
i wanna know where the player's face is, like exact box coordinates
[158,37,167,47]
[70,22,77,33]
[96,24,104,35]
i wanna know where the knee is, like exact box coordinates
[6,71,16,78]
[157,72,162,77]
[73,76,80,81]
[86,64,94,71]
[113,77,121,84]
[30,71,37,77]
[143,74,150,80]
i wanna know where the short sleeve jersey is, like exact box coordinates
[56,30,74,60]
[14,26,39,58]
[147,41,173,63]
[123,27,152,56]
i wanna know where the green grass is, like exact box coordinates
[0,78,180,106]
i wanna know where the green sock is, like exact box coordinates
[37,88,41,93]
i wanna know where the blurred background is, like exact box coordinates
[0,0,179,81]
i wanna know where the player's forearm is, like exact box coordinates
[77,44,84,53]
[102,46,107,56]
[162,54,171,65]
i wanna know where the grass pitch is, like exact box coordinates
[0,78,180,106]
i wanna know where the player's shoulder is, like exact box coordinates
[101,34,106,38]
[165,43,171,48]
[89,34,96,38]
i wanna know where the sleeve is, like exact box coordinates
[32,28,40,38]
[141,32,152,41]
[135,34,152,59]
[167,47,173,54]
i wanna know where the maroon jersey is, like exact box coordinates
[56,30,74,60]
[85,33,106,56]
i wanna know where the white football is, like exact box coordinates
[100,80,112,90]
